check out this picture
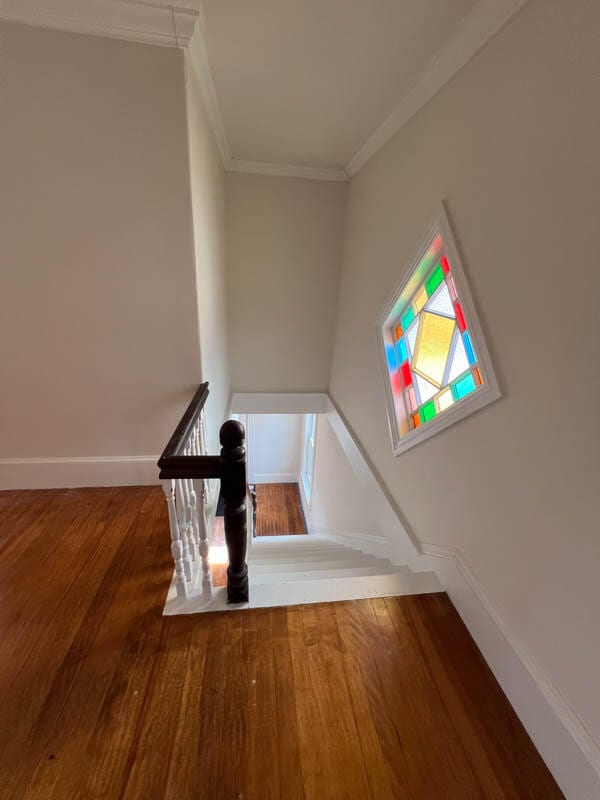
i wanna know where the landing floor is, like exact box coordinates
[0,486,563,799]
[254,482,307,536]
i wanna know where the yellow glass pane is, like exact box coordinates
[412,286,429,315]
[437,387,454,412]
[412,311,455,388]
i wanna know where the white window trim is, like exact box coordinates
[375,203,501,456]
[300,413,317,504]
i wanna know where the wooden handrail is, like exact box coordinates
[157,383,248,604]
[158,383,216,477]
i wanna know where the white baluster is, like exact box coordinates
[198,409,211,502]
[182,443,198,564]
[193,478,212,599]
[175,479,193,581]
[185,434,200,561]
[162,480,188,601]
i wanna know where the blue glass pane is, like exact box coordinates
[452,372,476,400]
[401,307,415,331]
[462,331,476,365]
[396,337,408,365]
[385,343,398,372]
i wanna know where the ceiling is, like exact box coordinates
[201,0,478,171]
[0,0,528,179]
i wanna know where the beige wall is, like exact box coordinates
[310,415,381,538]
[225,172,346,392]
[0,22,224,483]
[330,0,600,749]
[184,49,230,454]
[248,414,303,483]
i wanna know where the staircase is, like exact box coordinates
[159,382,441,617]
[249,535,440,608]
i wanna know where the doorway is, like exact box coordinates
[239,413,314,537]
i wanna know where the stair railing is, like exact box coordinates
[157,383,249,604]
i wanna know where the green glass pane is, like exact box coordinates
[425,264,444,297]
[451,372,476,400]
[420,400,437,422]
[401,306,415,330]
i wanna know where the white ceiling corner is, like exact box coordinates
[227,160,349,183]
[0,0,530,181]
[197,0,530,181]
[345,0,531,176]
[0,0,200,48]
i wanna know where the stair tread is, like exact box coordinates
[249,570,441,608]
[251,565,407,583]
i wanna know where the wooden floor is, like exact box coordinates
[0,487,563,800]
[254,482,307,536]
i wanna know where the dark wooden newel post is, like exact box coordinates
[219,420,249,603]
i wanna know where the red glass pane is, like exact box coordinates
[441,255,451,275]
[400,361,413,388]
[454,301,467,332]
[390,370,402,394]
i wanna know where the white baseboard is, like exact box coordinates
[0,456,160,489]
[421,542,600,800]
[252,472,298,484]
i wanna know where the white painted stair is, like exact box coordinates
[248,534,441,608]
[164,533,441,615]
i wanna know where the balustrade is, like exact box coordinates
[158,384,249,603]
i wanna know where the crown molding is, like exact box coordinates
[345,0,530,176]
[227,159,348,183]
[187,22,232,166]
[186,23,348,183]
[0,0,199,48]
[197,0,528,183]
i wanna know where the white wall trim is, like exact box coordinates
[227,159,348,183]
[1,0,528,183]
[231,392,329,415]
[0,0,199,48]
[187,21,231,166]
[0,455,160,489]
[187,0,528,182]
[421,541,600,800]
[345,0,529,176]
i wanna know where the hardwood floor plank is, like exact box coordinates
[403,593,564,800]
[163,617,211,800]
[192,611,248,800]
[0,490,61,565]
[0,489,152,800]
[77,503,173,800]
[255,483,306,536]
[271,606,305,800]
[243,607,281,800]
[0,488,564,800]
[333,602,395,800]
[22,539,160,800]
[289,603,373,800]
[120,617,193,800]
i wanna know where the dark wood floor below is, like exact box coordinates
[0,487,563,799]
[254,482,307,536]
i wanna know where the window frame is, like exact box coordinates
[375,204,501,456]
[300,413,317,502]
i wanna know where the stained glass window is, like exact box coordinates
[378,216,499,454]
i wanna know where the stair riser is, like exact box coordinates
[251,566,407,583]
